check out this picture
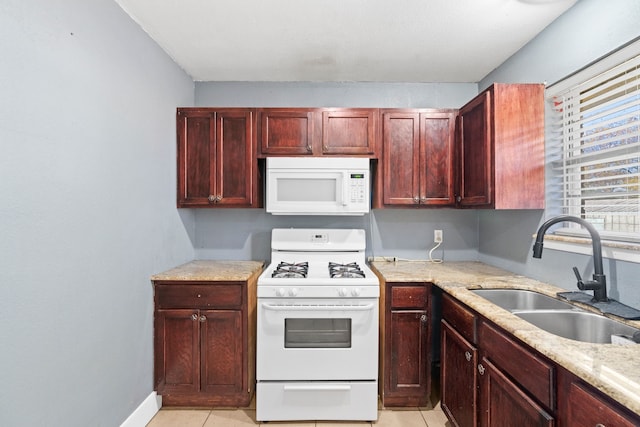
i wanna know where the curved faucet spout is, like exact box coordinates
[532,215,608,302]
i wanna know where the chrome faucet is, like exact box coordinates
[532,215,608,303]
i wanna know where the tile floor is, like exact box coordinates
[147,398,450,427]
[149,370,449,426]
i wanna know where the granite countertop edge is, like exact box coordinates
[150,260,265,282]
[371,260,640,416]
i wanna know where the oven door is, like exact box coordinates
[257,298,378,381]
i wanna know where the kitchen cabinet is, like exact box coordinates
[477,320,554,426]
[379,282,431,406]
[177,108,259,208]
[441,293,477,427]
[441,293,555,427]
[456,83,545,209]
[257,108,378,157]
[153,281,256,406]
[377,109,457,207]
[558,369,640,427]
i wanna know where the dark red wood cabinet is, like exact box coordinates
[257,108,379,157]
[379,282,432,406]
[177,108,259,208]
[441,292,640,427]
[456,83,545,209]
[377,109,457,207]
[153,281,256,406]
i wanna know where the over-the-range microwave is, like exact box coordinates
[266,157,370,215]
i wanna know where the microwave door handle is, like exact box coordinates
[342,172,348,206]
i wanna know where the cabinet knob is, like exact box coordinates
[306,145,312,152]
[191,313,198,321]
[477,363,485,375]
[199,315,206,322]
[456,195,462,203]
[595,424,606,427]
[208,195,216,203]
[465,351,472,362]
[216,195,222,202]
[413,197,419,203]
[420,197,427,203]
[420,314,427,323]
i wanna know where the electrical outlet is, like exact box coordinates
[434,229,443,243]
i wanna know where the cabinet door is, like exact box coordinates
[381,111,421,205]
[566,381,639,427]
[420,112,456,205]
[479,357,554,427]
[155,309,200,395]
[215,110,255,206]
[386,310,429,402]
[322,109,377,155]
[177,110,215,206]
[258,109,316,155]
[200,310,244,398]
[441,320,478,427]
[458,91,492,207]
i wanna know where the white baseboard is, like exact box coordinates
[120,392,162,427]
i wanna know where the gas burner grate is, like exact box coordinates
[328,262,366,279]
[272,262,309,279]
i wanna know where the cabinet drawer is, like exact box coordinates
[442,293,475,343]
[156,284,242,309]
[479,320,554,410]
[391,285,428,309]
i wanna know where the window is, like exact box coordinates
[546,41,640,242]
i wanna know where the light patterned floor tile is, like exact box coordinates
[146,408,211,427]
[420,407,450,427]
[374,410,428,427]
[204,409,257,426]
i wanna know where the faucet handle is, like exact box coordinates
[572,267,585,289]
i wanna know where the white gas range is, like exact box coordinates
[256,228,379,422]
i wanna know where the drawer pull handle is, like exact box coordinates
[465,351,472,362]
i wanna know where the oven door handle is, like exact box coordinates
[261,303,375,312]
[284,384,351,392]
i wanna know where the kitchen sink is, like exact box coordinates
[515,310,640,344]
[471,289,576,311]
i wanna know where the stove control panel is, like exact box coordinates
[258,285,379,299]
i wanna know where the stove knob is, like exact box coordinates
[288,288,298,297]
[339,288,348,297]
[351,288,361,297]
[276,288,286,297]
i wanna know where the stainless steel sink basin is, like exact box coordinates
[515,310,640,344]
[471,289,576,311]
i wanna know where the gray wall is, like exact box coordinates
[0,1,195,426]
[477,0,640,309]
[193,81,480,262]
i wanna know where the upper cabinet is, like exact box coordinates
[376,109,457,207]
[177,108,260,208]
[456,83,545,209]
[257,108,379,157]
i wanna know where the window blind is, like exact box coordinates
[547,52,640,235]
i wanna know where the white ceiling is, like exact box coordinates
[115,0,578,83]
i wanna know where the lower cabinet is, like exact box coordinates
[441,320,477,427]
[379,282,431,406]
[440,292,640,427]
[153,282,255,406]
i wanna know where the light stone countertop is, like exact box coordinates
[371,260,640,416]
[151,260,264,282]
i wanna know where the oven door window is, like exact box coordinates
[284,318,351,348]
